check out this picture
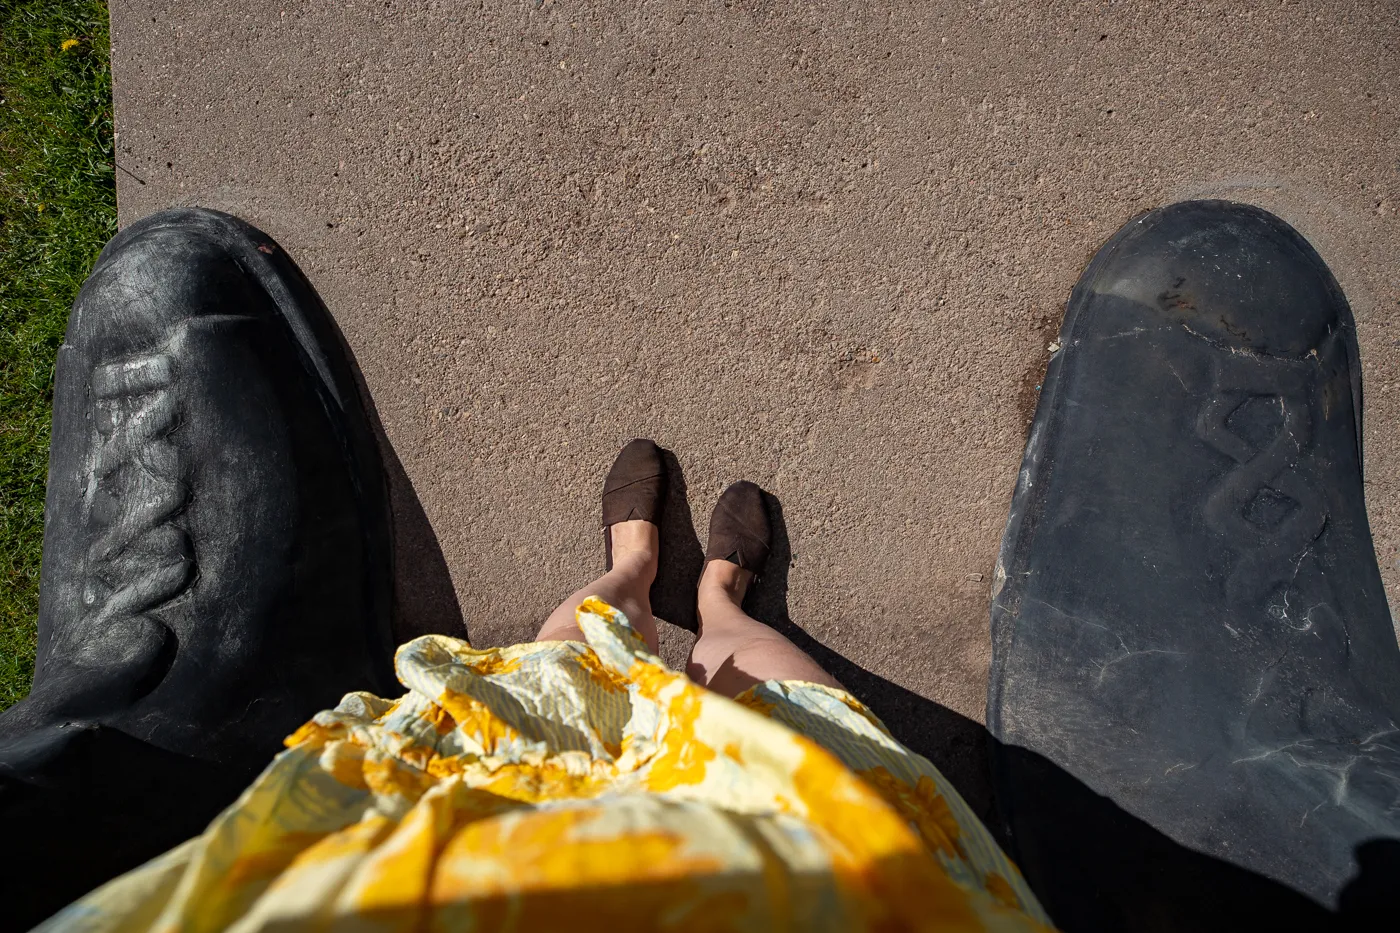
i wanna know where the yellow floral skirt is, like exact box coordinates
[40,598,1052,932]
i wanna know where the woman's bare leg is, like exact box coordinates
[535,520,660,653]
[688,558,843,698]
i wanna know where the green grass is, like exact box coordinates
[0,0,115,710]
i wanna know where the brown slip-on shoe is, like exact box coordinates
[704,481,771,574]
[602,439,666,571]
[601,438,666,527]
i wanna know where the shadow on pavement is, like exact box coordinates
[353,368,468,646]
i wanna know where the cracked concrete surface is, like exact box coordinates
[109,1,1400,740]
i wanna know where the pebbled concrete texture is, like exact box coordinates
[110,1,1400,739]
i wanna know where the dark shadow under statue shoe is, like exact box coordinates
[705,481,771,575]
[988,200,1400,925]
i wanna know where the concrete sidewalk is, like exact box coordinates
[109,0,1400,750]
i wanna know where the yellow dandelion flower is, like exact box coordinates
[61,38,80,51]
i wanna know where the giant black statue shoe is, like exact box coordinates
[0,209,395,928]
[988,200,1400,930]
